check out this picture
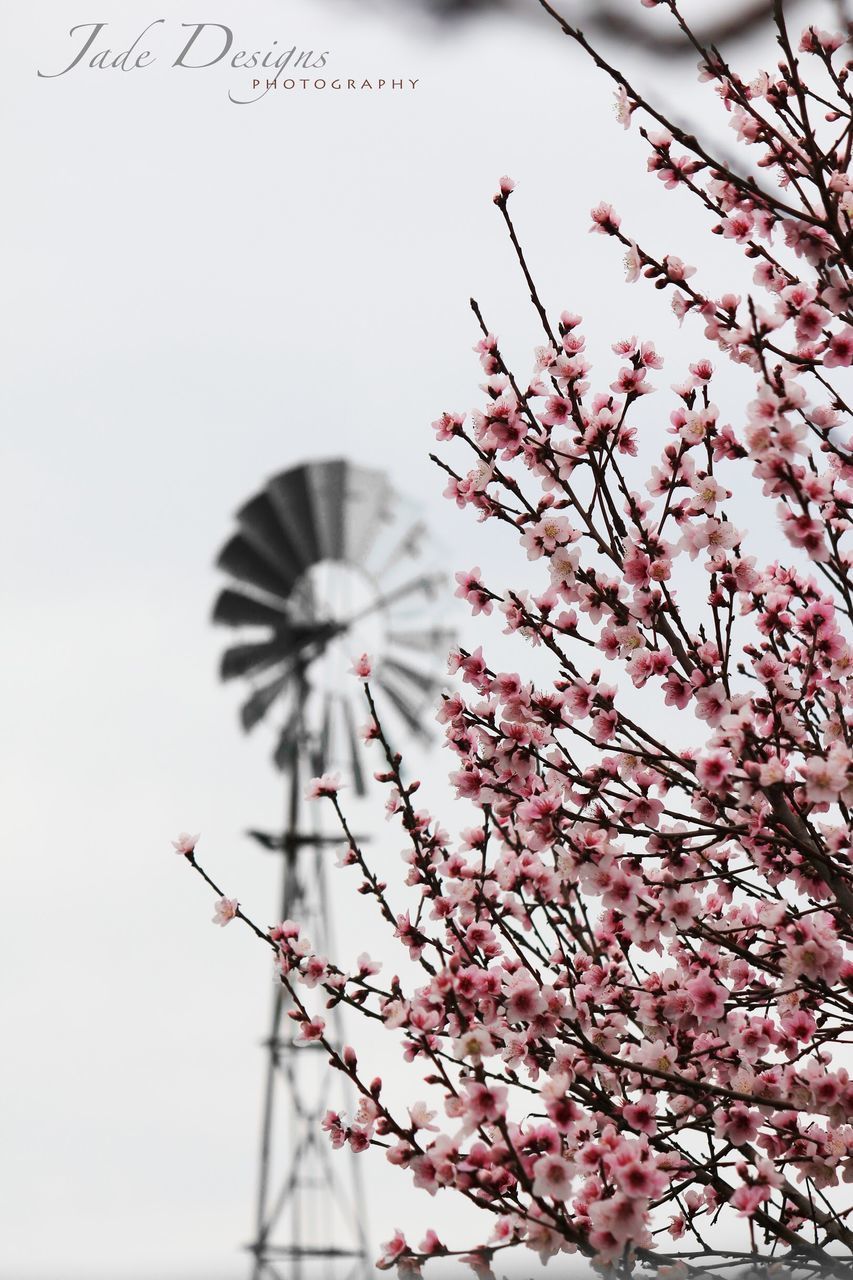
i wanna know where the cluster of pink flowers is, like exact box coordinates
[182,5,853,1277]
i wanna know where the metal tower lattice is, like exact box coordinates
[213,459,450,1279]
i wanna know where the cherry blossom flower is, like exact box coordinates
[531,1153,572,1200]
[590,202,621,235]
[685,974,728,1022]
[624,242,642,283]
[172,832,199,856]
[408,1102,439,1133]
[804,748,849,803]
[350,653,373,679]
[305,773,343,800]
[455,568,493,616]
[614,86,634,129]
[212,896,239,927]
[297,1016,326,1043]
[377,1230,410,1270]
[824,329,853,368]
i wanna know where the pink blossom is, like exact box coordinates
[614,86,634,129]
[455,567,493,616]
[590,202,621,235]
[824,329,853,368]
[696,751,733,792]
[532,1153,572,1199]
[694,682,729,727]
[520,515,574,560]
[504,970,545,1023]
[453,1027,495,1061]
[377,1230,409,1270]
[305,773,343,801]
[685,973,728,1022]
[803,748,849,803]
[212,896,239,927]
[172,832,199,856]
[460,1082,508,1132]
[297,1017,326,1043]
[350,653,373,679]
[588,1193,649,1250]
[731,1183,771,1217]
[355,952,381,977]
[408,1101,439,1132]
[622,1095,658,1136]
[432,411,465,441]
[624,242,642,283]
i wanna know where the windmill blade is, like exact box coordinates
[240,671,293,732]
[371,521,428,581]
[342,465,395,565]
[374,672,431,742]
[343,696,367,797]
[346,572,447,629]
[305,460,348,561]
[217,533,294,601]
[237,492,305,587]
[220,625,327,681]
[221,639,292,681]
[387,626,455,655]
[273,732,299,773]
[273,708,302,772]
[213,587,293,630]
[246,829,283,851]
[382,572,447,609]
[381,656,442,699]
[267,465,323,570]
[316,693,333,777]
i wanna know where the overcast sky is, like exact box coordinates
[2,3,842,1277]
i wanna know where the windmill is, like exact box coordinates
[213,458,452,1280]
[333,0,821,50]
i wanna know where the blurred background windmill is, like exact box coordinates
[333,0,850,48]
[213,458,451,1279]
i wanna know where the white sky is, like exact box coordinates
[2,2,840,1277]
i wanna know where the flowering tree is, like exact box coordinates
[179,4,853,1276]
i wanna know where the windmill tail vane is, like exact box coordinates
[212,457,450,1277]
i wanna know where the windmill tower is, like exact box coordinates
[213,459,451,1280]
